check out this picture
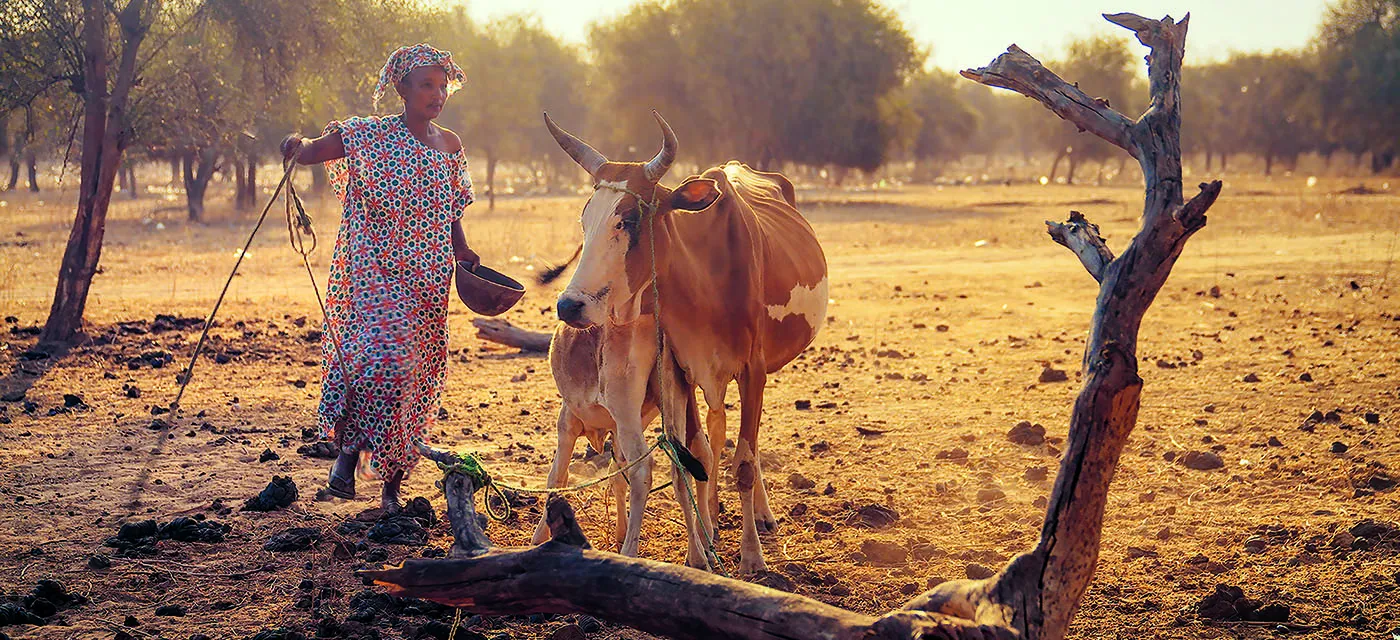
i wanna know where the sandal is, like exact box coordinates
[325,469,356,500]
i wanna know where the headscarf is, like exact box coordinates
[373,43,466,111]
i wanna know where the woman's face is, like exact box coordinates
[396,66,449,120]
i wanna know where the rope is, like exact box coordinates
[448,607,461,640]
[432,440,663,522]
[172,149,305,410]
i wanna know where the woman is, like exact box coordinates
[280,44,477,512]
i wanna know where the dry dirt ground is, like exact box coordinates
[0,170,1398,640]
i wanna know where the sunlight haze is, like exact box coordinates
[464,0,1331,70]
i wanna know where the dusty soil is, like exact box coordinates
[1,170,1398,640]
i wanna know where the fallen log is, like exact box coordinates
[472,318,551,352]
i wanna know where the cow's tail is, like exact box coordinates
[538,244,582,285]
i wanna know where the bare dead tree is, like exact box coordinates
[39,0,157,344]
[364,13,1222,640]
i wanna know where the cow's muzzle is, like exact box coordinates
[557,296,592,329]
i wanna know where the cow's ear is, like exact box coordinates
[669,178,722,212]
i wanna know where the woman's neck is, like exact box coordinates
[401,111,433,138]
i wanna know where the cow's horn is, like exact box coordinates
[643,110,677,183]
[544,112,607,176]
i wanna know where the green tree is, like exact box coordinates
[1042,33,1139,184]
[590,0,921,173]
[904,68,980,177]
[1315,0,1400,172]
[1223,51,1320,175]
[0,0,162,344]
[437,11,586,209]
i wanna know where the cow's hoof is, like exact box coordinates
[756,516,778,535]
[685,552,711,571]
[738,556,768,575]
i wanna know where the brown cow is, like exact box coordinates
[546,111,828,573]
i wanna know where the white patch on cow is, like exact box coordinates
[570,180,629,289]
[581,180,629,241]
[766,277,828,331]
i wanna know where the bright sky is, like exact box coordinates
[466,0,1332,70]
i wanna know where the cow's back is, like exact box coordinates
[706,162,827,370]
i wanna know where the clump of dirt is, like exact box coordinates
[0,580,87,627]
[1007,421,1046,445]
[297,441,338,459]
[104,516,231,556]
[160,516,231,543]
[1196,584,1290,622]
[243,475,299,512]
[367,498,439,546]
[263,527,321,552]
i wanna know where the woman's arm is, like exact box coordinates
[281,131,346,165]
[451,220,478,268]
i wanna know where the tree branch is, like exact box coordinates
[960,45,1138,159]
[1046,212,1115,282]
[417,445,493,558]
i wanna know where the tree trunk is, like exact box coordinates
[118,159,132,195]
[231,157,246,206]
[243,152,257,208]
[1220,153,1228,172]
[1065,152,1078,185]
[42,0,151,345]
[183,148,217,222]
[6,158,18,191]
[1204,150,1213,172]
[169,156,179,185]
[1048,149,1066,182]
[1264,152,1273,176]
[126,162,138,199]
[1373,151,1395,174]
[486,150,497,211]
[25,150,39,192]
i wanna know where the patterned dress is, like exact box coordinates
[317,114,474,478]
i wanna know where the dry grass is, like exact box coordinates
[0,169,1397,639]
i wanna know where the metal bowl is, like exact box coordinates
[454,262,525,316]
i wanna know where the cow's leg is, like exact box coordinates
[735,366,768,574]
[609,446,628,550]
[615,421,652,558]
[699,384,728,537]
[656,359,712,571]
[752,450,778,533]
[682,386,718,545]
[531,407,583,545]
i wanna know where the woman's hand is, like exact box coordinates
[280,134,303,164]
[451,221,477,269]
[456,246,480,270]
